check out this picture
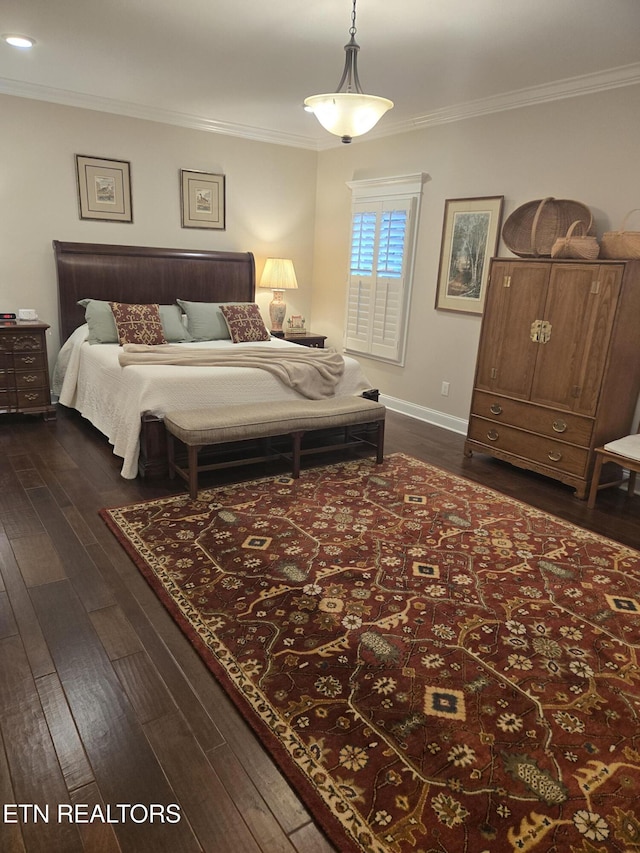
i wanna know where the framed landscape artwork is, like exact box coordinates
[75,155,133,222]
[180,169,225,230]
[435,196,504,314]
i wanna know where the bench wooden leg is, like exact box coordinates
[291,431,304,478]
[188,444,201,499]
[376,419,385,464]
[167,432,176,479]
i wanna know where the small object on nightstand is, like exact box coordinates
[287,314,307,335]
[284,332,327,348]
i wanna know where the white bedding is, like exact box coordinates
[53,326,372,478]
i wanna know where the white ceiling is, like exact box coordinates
[2,0,640,149]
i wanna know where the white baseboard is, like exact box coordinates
[379,394,640,497]
[379,394,469,436]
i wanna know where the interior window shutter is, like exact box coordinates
[345,205,377,352]
[370,201,412,361]
[344,174,424,366]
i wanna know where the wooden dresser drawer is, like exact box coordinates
[471,391,593,446]
[13,351,46,370]
[0,332,45,352]
[468,416,590,477]
[16,387,50,408]
[15,368,47,390]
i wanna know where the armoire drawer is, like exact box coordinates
[470,391,593,446]
[468,416,590,477]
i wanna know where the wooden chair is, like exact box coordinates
[588,423,640,508]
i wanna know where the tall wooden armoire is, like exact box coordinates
[464,258,640,498]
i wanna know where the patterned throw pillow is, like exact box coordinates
[109,302,168,345]
[220,303,270,343]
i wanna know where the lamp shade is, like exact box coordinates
[259,258,298,290]
[303,92,393,140]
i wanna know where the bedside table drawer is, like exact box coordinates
[14,352,46,370]
[16,388,50,408]
[284,333,327,348]
[16,369,47,389]
[0,332,45,352]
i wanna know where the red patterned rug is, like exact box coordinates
[100,453,640,852]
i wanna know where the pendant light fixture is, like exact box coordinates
[304,0,393,144]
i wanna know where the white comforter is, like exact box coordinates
[53,326,372,479]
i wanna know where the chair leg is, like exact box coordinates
[587,453,605,509]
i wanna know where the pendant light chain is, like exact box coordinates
[303,0,394,142]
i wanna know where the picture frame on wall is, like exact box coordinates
[180,169,225,230]
[75,155,133,222]
[435,196,504,314]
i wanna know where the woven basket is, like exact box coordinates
[502,197,594,258]
[551,220,600,260]
[600,210,640,259]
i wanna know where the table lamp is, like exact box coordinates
[259,258,298,335]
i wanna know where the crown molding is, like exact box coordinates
[0,77,318,150]
[371,62,640,140]
[2,62,639,151]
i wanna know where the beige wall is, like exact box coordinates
[3,85,640,432]
[311,84,640,431]
[0,94,318,360]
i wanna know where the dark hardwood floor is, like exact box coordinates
[0,406,638,852]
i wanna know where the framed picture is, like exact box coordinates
[435,196,504,314]
[180,169,225,230]
[287,314,307,334]
[75,155,132,222]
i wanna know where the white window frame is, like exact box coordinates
[344,173,425,366]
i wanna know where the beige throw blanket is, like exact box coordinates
[118,344,345,399]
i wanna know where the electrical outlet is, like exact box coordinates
[441,381,450,397]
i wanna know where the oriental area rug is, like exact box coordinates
[100,453,640,853]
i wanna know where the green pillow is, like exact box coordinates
[158,304,194,342]
[176,299,237,341]
[78,299,193,344]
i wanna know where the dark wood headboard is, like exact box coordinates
[53,241,256,342]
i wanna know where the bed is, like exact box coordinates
[52,241,373,479]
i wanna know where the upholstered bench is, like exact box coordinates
[164,397,386,498]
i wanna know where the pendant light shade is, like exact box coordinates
[304,92,393,141]
[304,0,393,143]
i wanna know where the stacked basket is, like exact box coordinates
[550,220,600,260]
[600,210,640,259]
[502,197,595,258]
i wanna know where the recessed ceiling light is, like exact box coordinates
[2,34,36,49]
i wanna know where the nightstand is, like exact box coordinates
[0,321,56,419]
[284,333,327,349]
